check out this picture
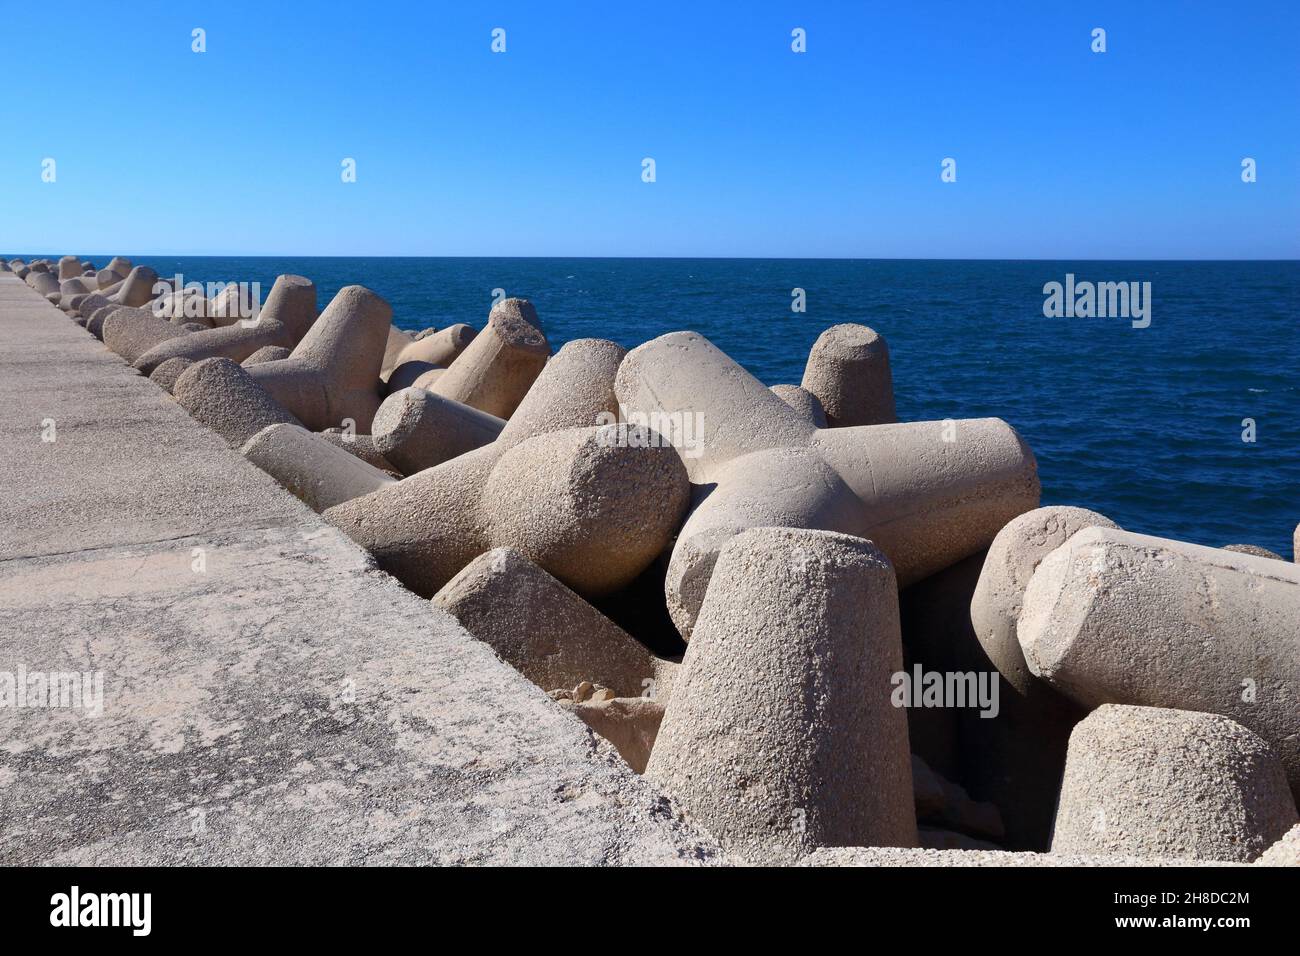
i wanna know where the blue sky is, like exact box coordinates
[2,1,1296,258]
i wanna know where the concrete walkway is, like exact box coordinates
[0,275,717,865]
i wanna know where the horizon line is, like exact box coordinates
[5,252,1299,264]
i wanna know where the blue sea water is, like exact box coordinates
[31,255,1300,558]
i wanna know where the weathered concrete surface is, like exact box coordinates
[801,847,1235,867]
[0,277,720,865]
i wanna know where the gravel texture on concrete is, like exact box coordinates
[0,277,720,865]
[801,847,1237,867]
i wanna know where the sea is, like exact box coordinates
[25,255,1300,558]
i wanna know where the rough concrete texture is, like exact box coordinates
[205,282,257,327]
[243,344,292,366]
[414,368,446,388]
[801,323,897,426]
[60,277,91,298]
[316,429,397,472]
[380,324,415,379]
[617,331,1040,640]
[1019,526,1300,796]
[245,284,390,432]
[62,293,90,315]
[86,305,118,338]
[0,276,720,865]
[801,848,1230,867]
[920,829,1001,851]
[57,255,82,280]
[1255,824,1300,865]
[149,356,195,393]
[102,304,190,364]
[387,323,476,381]
[429,298,549,418]
[134,274,318,375]
[1051,705,1297,863]
[1222,543,1285,560]
[483,425,690,595]
[152,287,214,328]
[971,506,1120,696]
[371,386,505,475]
[72,292,110,323]
[329,424,688,600]
[28,270,60,296]
[174,356,304,447]
[107,264,159,307]
[556,698,664,773]
[324,339,632,597]
[769,383,828,427]
[646,527,917,864]
[432,548,666,700]
[240,423,395,512]
[384,359,444,393]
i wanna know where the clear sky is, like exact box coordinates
[2,0,1296,259]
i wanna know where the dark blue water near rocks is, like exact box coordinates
[100,256,1300,558]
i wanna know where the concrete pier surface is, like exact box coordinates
[0,276,717,865]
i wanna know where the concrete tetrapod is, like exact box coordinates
[102,307,190,365]
[86,306,118,338]
[151,287,214,328]
[316,430,396,472]
[370,386,505,475]
[1018,526,1300,797]
[173,357,304,448]
[240,424,395,512]
[970,506,1120,696]
[427,298,548,418]
[325,339,677,598]
[95,268,124,290]
[1051,705,1298,863]
[134,274,318,375]
[71,293,110,325]
[801,323,897,427]
[380,325,415,379]
[242,285,391,432]
[385,323,477,384]
[615,331,1041,639]
[28,271,60,297]
[385,360,445,394]
[59,277,91,301]
[769,383,828,427]
[149,357,195,394]
[107,265,160,308]
[432,547,666,700]
[243,345,292,366]
[644,527,917,864]
[1222,543,1285,560]
[57,255,82,280]
[1257,825,1300,866]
